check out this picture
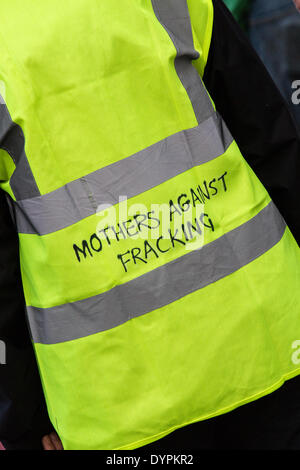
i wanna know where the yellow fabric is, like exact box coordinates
[187,0,214,76]
[0,0,299,450]
[35,227,300,450]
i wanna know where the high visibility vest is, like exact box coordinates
[0,0,299,450]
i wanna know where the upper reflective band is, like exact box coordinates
[27,201,286,345]
[15,112,233,235]
[151,0,215,124]
[0,99,40,200]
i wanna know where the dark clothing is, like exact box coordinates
[0,191,53,450]
[142,373,300,450]
[0,0,300,449]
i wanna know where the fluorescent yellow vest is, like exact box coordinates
[0,0,300,450]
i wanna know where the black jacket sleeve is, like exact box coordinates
[0,190,53,450]
[203,0,300,245]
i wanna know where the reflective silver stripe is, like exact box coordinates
[27,202,286,345]
[151,0,215,124]
[0,99,40,200]
[15,112,233,235]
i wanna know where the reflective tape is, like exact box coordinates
[15,112,233,235]
[0,100,40,200]
[14,0,224,235]
[27,201,286,344]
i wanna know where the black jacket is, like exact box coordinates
[0,0,299,450]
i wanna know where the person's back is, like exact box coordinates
[0,0,300,450]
